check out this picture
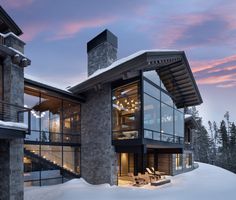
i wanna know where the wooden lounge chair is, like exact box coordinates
[151,167,165,179]
[146,168,160,180]
[128,173,146,186]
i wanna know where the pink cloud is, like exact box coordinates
[1,0,34,9]
[191,54,236,73]
[48,17,116,41]
[157,14,212,48]
[197,73,236,86]
[207,65,236,73]
[217,82,236,88]
[20,22,49,42]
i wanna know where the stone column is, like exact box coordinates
[81,84,118,185]
[0,41,26,200]
[0,139,24,200]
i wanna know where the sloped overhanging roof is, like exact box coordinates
[0,6,23,36]
[70,50,203,108]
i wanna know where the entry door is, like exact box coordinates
[118,153,134,176]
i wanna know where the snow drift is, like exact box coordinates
[24,162,236,200]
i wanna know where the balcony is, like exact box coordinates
[0,100,31,139]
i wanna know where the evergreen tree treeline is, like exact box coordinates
[188,108,236,173]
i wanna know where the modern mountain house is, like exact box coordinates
[0,6,202,200]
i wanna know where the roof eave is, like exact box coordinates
[0,6,23,36]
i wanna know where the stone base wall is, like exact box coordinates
[81,84,117,185]
[0,138,24,200]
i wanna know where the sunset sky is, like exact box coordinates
[2,0,236,126]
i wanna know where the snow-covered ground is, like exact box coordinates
[24,163,236,200]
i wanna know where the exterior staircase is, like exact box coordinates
[24,148,80,179]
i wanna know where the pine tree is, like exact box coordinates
[217,120,230,170]
[229,123,236,172]
[193,118,211,163]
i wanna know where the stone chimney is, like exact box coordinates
[87,29,117,76]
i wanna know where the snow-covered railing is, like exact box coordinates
[0,100,31,133]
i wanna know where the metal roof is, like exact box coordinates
[70,50,203,108]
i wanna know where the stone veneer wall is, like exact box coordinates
[0,37,25,200]
[81,84,117,185]
[87,41,117,76]
[3,56,24,107]
[0,139,24,200]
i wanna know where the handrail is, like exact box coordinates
[144,128,184,144]
[0,100,31,134]
[0,100,29,110]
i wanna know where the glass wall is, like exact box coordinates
[143,70,184,144]
[24,87,81,186]
[0,62,3,100]
[175,154,183,170]
[112,82,141,140]
[185,153,192,168]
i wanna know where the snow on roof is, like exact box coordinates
[0,31,23,41]
[184,114,193,119]
[73,49,180,86]
[24,73,71,93]
[0,120,28,130]
[8,46,26,57]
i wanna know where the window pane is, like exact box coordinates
[112,82,140,140]
[161,91,173,106]
[161,103,173,135]
[24,89,40,132]
[40,94,62,134]
[63,146,80,173]
[112,82,138,100]
[175,110,184,137]
[0,63,3,100]
[144,94,160,133]
[176,154,183,170]
[63,101,80,143]
[143,70,160,86]
[24,144,41,184]
[41,145,62,167]
[161,80,167,91]
[143,80,160,100]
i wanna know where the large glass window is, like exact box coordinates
[185,153,192,168]
[161,91,173,106]
[142,70,184,144]
[24,89,40,141]
[24,87,81,186]
[112,82,140,140]
[143,70,160,86]
[63,146,80,173]
[144,94,160,133]
[41,94,62,143]
[63,101,80,143]
[0,62,3,100]
[176,154,183,170]
[143,81,160,100]
[161,103,173,135]
[175,110,184,137]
